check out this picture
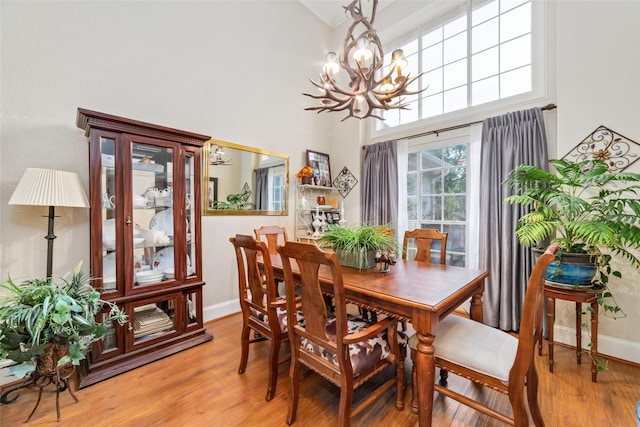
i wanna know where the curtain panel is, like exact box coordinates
[254,167,269,210]
[361,140,398,227]
[479,107,549,331]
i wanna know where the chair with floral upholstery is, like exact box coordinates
[277,241,405,427]
[230,234,294,401]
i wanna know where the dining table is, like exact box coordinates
[265,254,488,427]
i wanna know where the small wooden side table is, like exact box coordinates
[537,283,601,382]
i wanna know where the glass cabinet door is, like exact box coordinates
[185,150,197,279]
[100,136,117,292]
[128,293,181,350]
[130,140,176,289]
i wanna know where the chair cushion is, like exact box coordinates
[299,315,407,377]
[250,296,304,334]
[408,315,518,382]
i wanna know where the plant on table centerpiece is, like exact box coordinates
[318,224,398,270]
[211,188,255,210]
[0,261,127,374]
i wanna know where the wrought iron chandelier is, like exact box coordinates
[303,0,425,121]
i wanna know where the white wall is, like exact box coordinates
[0,1,334,317]
[555,0,640,362]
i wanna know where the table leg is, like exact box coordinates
[414,331,436,427]
[590,300,598,382]
[547,296,555,373]
[469,283,484,323]
[575,302,582,364]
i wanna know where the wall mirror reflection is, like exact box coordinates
[203,140,288,216]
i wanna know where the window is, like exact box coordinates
[268,165,285,211]
[406,143,469,266]
[378,0,535,129]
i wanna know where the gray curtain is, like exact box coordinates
[362,140,398,227]
[479,107,548,331]
[254,167,269,210]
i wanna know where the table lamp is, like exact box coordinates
[8,168,90,279]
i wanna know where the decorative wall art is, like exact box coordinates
[333,166,358,198]
[562,125,640,172]
[306,150,332,186]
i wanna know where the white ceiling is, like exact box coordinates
[299,0,396,29]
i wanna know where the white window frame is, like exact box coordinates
[371,0,552,140]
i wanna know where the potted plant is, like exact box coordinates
[211,188,255,210]
[318,224,397,269]
[0,261,127,375]
[504,158,640,316]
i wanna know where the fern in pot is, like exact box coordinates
[504,158,640,317]
[0,261,127,376]
[317,224,397,270]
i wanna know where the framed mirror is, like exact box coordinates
[203,139,289,216]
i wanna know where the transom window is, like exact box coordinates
[378,0,533,129]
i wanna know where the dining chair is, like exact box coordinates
[409,244,558,426]
[276,241,406,427]
[230,234,293,401]
[254,225,289,255]
[401,228,448,264]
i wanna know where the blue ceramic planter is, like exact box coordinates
[533,249,597,285]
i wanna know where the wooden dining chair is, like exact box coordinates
[277,241,406,427]
[401,228,448,264]
[254,225,288,255]
[230,234,293,401]
[409,244,559,426]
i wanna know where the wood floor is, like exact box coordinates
[1,312,638,426]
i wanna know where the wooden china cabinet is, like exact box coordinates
[76,108,212,388]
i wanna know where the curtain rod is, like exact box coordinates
[364,103,557,146]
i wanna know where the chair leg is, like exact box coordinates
[410,350,418,414]
[508,381,528,427]
[439,368,449,386]
[238,324,251,374]
[395,356,405,410]
[526,366,544,427]
[337,380,353,427]
[266,336,281,401]
[286,356,300,425]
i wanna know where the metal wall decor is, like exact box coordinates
[562,125,640,172]
[333,166,358,197]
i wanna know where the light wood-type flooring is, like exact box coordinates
[1,312,638,426]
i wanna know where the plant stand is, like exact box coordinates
[537,282,601,382]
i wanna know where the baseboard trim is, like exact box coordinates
[203,300,240,323]
[553,325,640,365]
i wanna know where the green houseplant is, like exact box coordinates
[504,158,640,317]
[317,224,398,269]
[212,189,255,210]
[0,261,127,372]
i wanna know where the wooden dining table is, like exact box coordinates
[266,254,488,427]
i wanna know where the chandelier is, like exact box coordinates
[209,146,231,165]
[303,0,425,121]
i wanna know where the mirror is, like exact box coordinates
[203,139,289,216]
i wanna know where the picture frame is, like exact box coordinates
[306,149,332,187]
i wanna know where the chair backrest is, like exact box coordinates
[402,229,448,264]
[230,234,278,318]
[276,241,351,371]
[254,225,288,255]
[510,243,558,383]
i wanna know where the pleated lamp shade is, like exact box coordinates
[9,168,90,208]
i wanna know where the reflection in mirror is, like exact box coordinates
[203,140,288,216]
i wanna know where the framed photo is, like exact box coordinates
[306,150,332,187]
